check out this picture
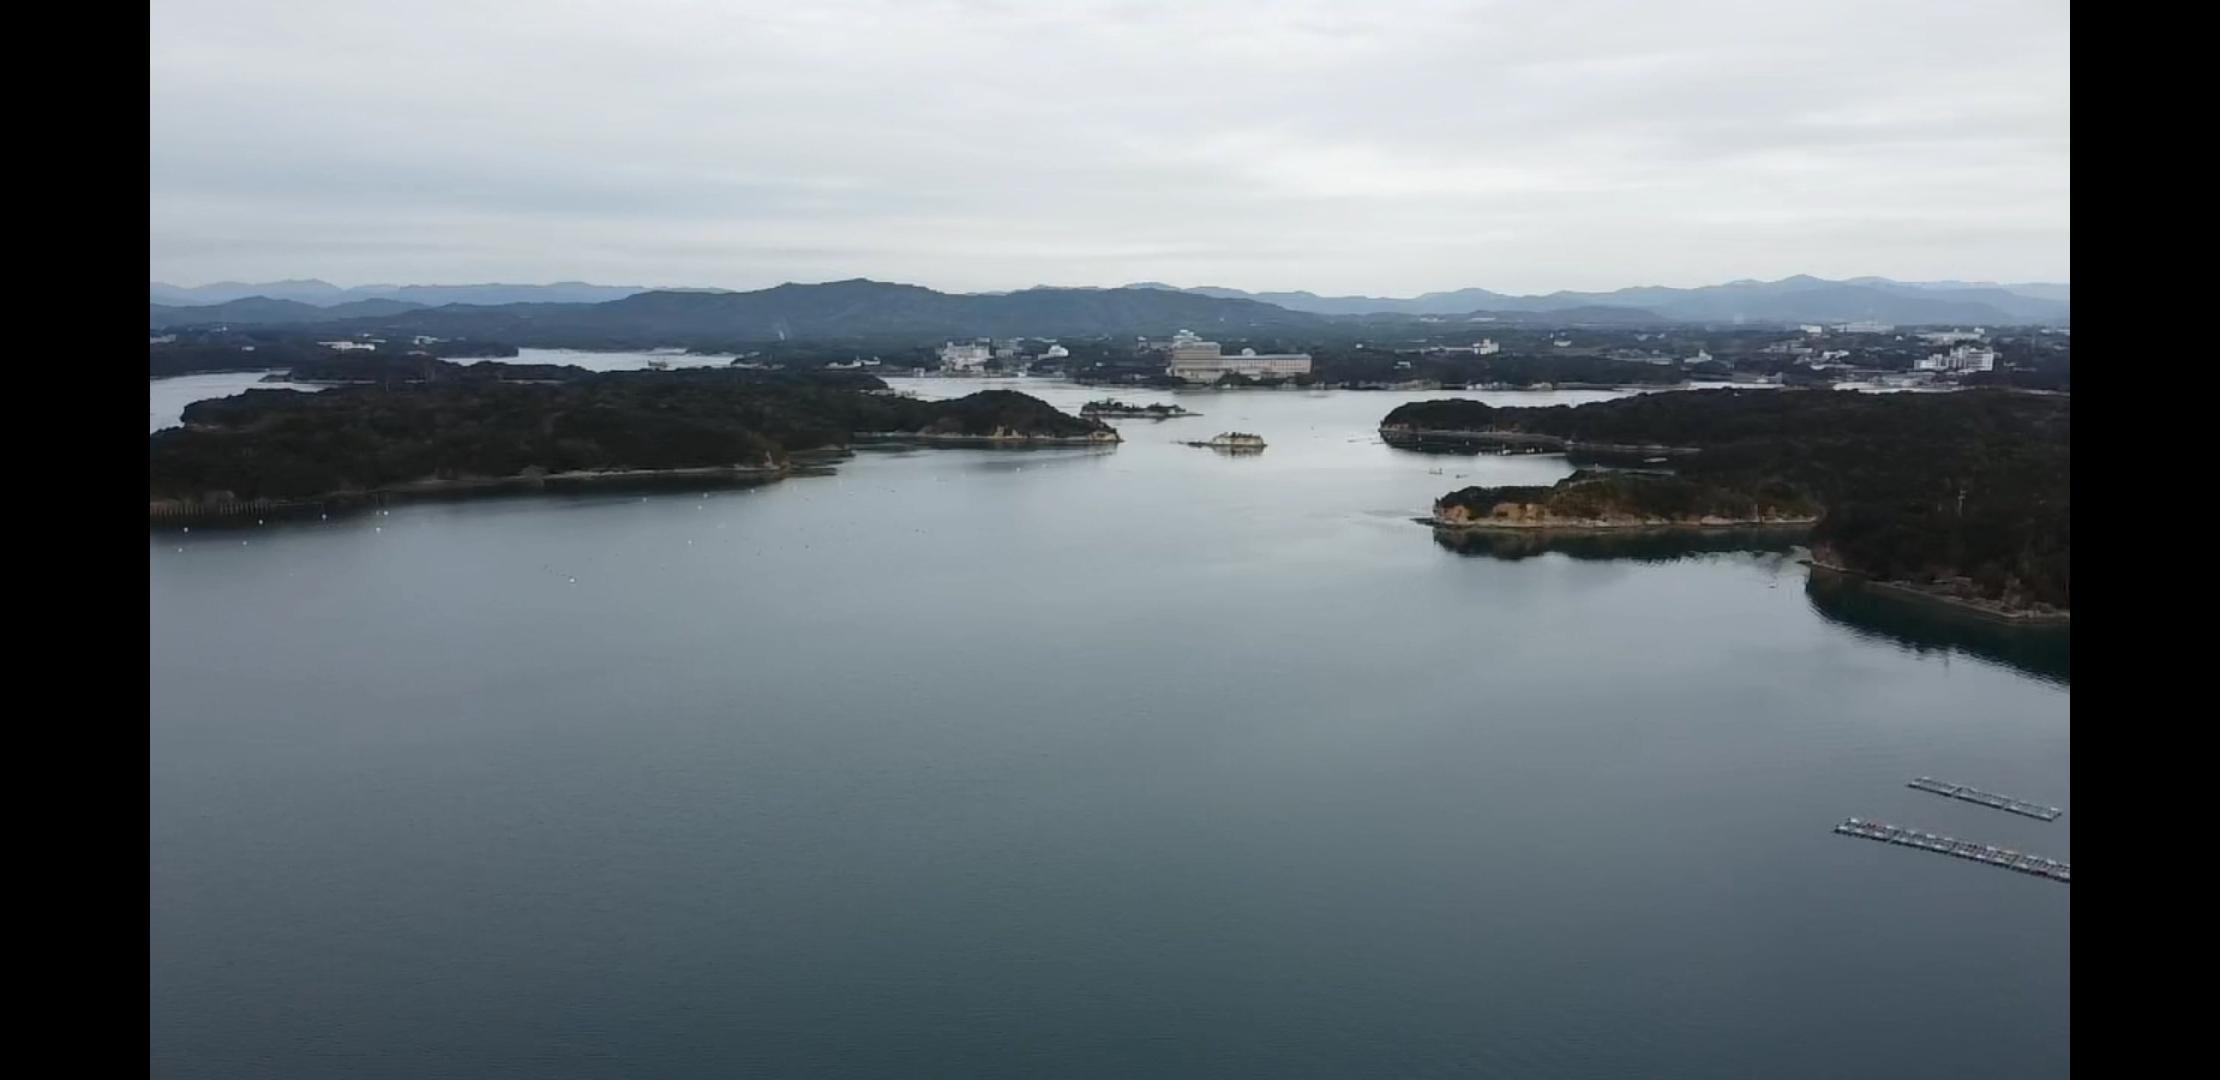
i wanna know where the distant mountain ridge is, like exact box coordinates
[148,280,664,307]
[151,279,1330,342]
[1130,275,2069,324]
[149,296,428,327]
[1128,282,1518,317]
[1842,277,2071,303]
[148,274,2070,338]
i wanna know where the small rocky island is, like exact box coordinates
[150,372,1115,523]
[1080,398,1196,419]
[1388,388,2069,620]
[1184,432,1266,450]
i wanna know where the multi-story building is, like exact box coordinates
[1163,329,1311,383]
[1916,344,1998,373]
[1167,329,1222,363]
[937,341,993,372]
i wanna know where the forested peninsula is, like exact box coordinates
[1385,389,2068,616]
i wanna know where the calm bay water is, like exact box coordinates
[149,376,2068,1079]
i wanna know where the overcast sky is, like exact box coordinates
[149,0,2069,295]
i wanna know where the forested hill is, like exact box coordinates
[1389,389,2069,612]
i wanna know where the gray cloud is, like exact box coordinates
[149,0,2069,293]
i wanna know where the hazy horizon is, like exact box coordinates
[151,0,2069,295]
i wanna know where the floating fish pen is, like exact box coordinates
[149,494,375,528]
[1907,777,2063,821]
[1833,818,2069,883]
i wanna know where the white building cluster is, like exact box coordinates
[1918,328,1987,345]
[1917,344,1998,373]
[937,341,993,372]
[1164,329,1312,383]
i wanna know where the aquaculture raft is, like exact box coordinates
[1907,777,2063,821]
[1833,818,2069,883]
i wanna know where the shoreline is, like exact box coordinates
[147,427,1116,528]
[1382,426,1701,457]
[1804,560,2070,625]
[386,462,792,493]
[1426,515,1816,534]
[149,366,291,381]
[150,462,798,527]
[852,430,1120,446]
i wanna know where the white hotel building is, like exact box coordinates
[1165,329,1312,383]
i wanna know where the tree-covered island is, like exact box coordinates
[1079,398,1196,418]
[150,373,1115,518]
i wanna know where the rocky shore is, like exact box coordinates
[1805,559,2070,625]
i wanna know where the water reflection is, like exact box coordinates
[1431,526,2071,684]
[1802,568,2071,685]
